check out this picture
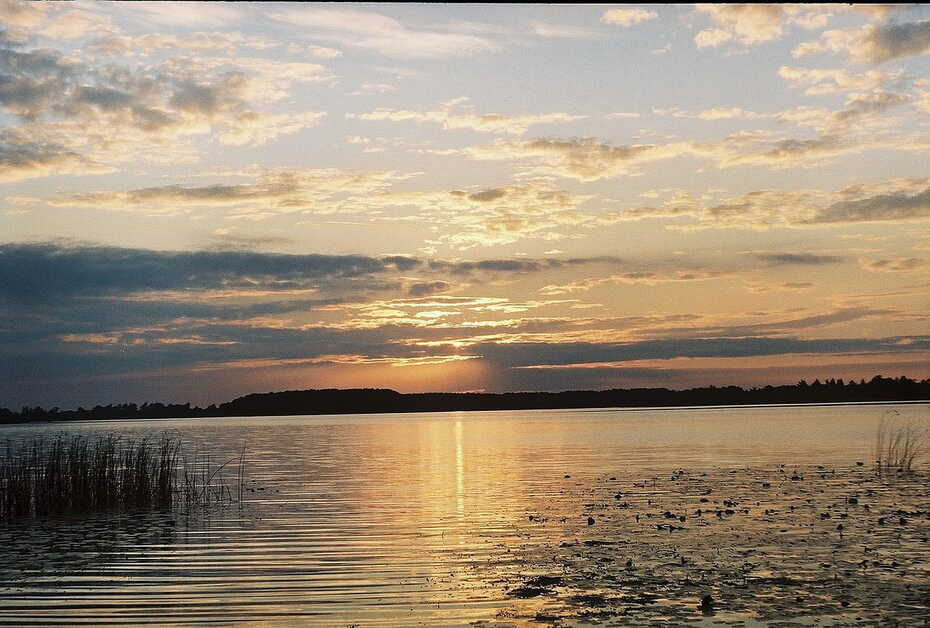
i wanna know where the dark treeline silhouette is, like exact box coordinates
[2,375,928,424]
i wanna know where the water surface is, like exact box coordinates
[1,403,926,625]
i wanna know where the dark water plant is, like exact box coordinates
[874,411,928,476]
[0,433,244,522]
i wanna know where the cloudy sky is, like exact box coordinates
[1,2,929,409]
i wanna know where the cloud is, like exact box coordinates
[796,20,930,63]
[348,97,585,135]
[48,169,406,217]
[698,107,771,120]
[474,331,923,370]
[217,111,327,146]
[694,28,734,48]
[407,281,452,297]
[464,130,874,180]
[287,43,343,59]
[0,33,77,121]
[809,185,930,223]
[752,252,845,265]
[122,2,244,27]
[348,82,397,96]
[600,8,657,27]
[608,177,930,230]
[718,134,852,169]
[87,32,278,56]
[0,242,421,303]
[0,0,46,27]
[1,242,923,405]
[918,91,930,114]
[778,66,899,95]
[694,4,791,45]
[532,21,603,39]
[465,137,699,181]
[347,181,595,249]
[0,32,333,176]
[746,282,816,294]
[776,89,911,134]
[425,256,621,276]
[269,7,500,59]
[539,270,723,295]
[853,20,930,63]
[606,112,641,119]
[45,176,602,248]
[0,243,633,310]
[38,7,116,39]
[696,5,905,51]
[830,90,911,127]
[0,130,112,182]
[860,257,927,272]
[536,252,844,296]
[208,229,297,251]
[699,190,818,227]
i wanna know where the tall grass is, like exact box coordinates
[0,433,245,522]
[874,411,928,476]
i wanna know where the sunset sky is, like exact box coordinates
[1,2,929,409]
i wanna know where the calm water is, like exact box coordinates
[0,403,926,626]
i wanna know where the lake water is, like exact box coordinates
[0,402,927,626]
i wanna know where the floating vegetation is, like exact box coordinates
[0,433,245,522]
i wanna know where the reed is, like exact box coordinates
[874,411,928,476]
[0,433,245,522]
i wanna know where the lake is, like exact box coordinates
[1,402,927,626]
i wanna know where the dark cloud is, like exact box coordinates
[753,252,845,265]
[864,20,930,63]
[0,34,74,119]
[427,256,623,275]
[0,242,421,303]
[129,180,297,203]
[861,257,926,272]
[0,34,308,178]
[381,255,420,271]
[468,188,508,202]
[0,243,633,305]
[427,258,550,274]
[0,241,920,408]
[407,280,451,297]
[0,73,60,120]
[169,75,241,115]
[756,135,842,160]
[0,131,103,182]
[501,358,930,393]
[809,186,930,223]
[130,105,177,132]
[61,85,134,114]
[832,90,910,126]
[0,321,447,386]
[474,335,930,368]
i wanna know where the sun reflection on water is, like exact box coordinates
[0,404,926,625]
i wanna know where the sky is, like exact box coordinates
[1,2,929,409]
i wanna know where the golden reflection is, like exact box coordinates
[455,419,464,518]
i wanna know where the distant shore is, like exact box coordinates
[3,375,928,424]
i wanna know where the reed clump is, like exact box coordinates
[874,411,928,476]
[0,433,244,522]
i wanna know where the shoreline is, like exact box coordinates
[4,395,930,427]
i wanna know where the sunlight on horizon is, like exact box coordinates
[0,2,927,408]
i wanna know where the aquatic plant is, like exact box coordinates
[874,411,928,475]
[0,433,245,522]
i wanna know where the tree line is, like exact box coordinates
[2,375,928,424]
